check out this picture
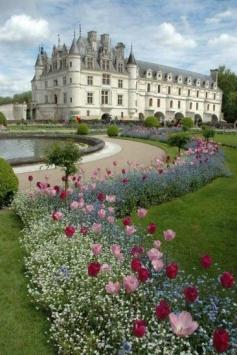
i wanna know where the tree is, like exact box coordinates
[168,132,190,155]
[181,117,193,131]
[202,126,215,141]
[46,142,81,190]
[218,66,237,123]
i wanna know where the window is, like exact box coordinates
[207,104,209,111]
[190,102,192,110]
[63,77,66,85]
[168,86,171,94]
[206,92,208,99]
[149,98,153,107]
[197,90,199,98]
[87,76,93,86]
[101,90,109,104]
[70,77,72,84]
[87,92,93,104]
[117,94,123,106]
[45,81,48,88]
[213,104,215,111]
[118,79,123,88]
[121,112,124,118]
[178,100,181,109]
[147,83,151,92]
[54,79,58,86]
[188,89,191,97]
[196,102,198,110]
[214,93,216,100]
[170,100,173,108]
[157,98,160,107]
[87,57,93,69]
[45,95,48,104]
[178,88,181,96]
[63,93,67,104]
[70,97,72,103]
[102,74,110,85]
[87,110,90,117]
[158,85,161,93]
[118,63,123,73]
[102,59,109,71]
[70,61,72,68]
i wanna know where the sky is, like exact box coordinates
[0,0,237,96]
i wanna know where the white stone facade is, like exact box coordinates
[31,31,222,124]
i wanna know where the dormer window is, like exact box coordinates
[87,57,93,69]
[213,83,217,89]
[118,63,124,73]
[205,80,209,89]
[177,75,182,84]
[196,79,201,87]
[156,71,162,80]
[187,77,192,85]
[167,73,173,82]
[146,69,152,78]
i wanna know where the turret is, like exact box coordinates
[127,45,137,119]
[34,48,44,79]
[68,31,81,71]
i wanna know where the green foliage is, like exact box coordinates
[144,116,159,127]
[46,142,81,189]
[0,91,32,106]
[77,123,89,135]
[202,126,215,141]
[168,132,190,154]
[181,117,193,131]
[107,125,119,137]
[218,66,237,123]
[0,112,7,126]
[0,158,18,207]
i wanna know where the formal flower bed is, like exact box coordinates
[121,126,182,142]
[13,140,236,354]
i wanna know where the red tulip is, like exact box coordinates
[184,286,198,303]
[155,300,171,320]
[213,328,229,353]
[147,223,157,234]
[166,263,178,279]
[220,272,235,288]
[88,261,101,277]
[133,320,147,337]
[200,255,212,268]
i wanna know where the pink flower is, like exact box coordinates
[108,206,115,214]
[98,208,106,219]
[169,311,199,336]
[147,248,163,261]
[107,216,115,224]
[106,195,116,203]
[125,225,136,236]
[91,223,102,234]
[163,229,176,241]
[153,240,161,249]
[85,204,94,213]
[151,259,164,272]
[78,198,85,208]
[100,263,112,272]
[105,281,120,294]
[111,244,123,260]
[137,208,148,218]
[91,243,102,256]
[52,211,63,221]
[123,275,139,294]
[70,201,79,209]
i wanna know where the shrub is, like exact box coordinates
[0,112,7,126]
[202,126,215,141]
[77,123,89,135]
[107,125,119,137]
[144,116,159,128]
[181,117,193,131]
[168,132,190,154]
[46,142,81,190]
[0,158,18,207]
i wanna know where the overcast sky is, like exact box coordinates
[0,0,237,96]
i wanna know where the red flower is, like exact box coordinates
[122,178,129,184]
[80,226,89,236]
[213,328,229,353]
[28,175,33,182]
[88,261,101,277]
[220,272,235,288]
[64,225,76,238]
[133,320,147,337]
[60,191,68,200]
[130,245,144,257]
[138,267,150,282]
[131,258,142,272]
[155,300,171,320]
[184,286,198,303]
[97,192,106,202]
[200,255,212,268]
[54,185,60,193]
[158,169,163,174]
[122,168,126,174]
[166,263,178,279]
[147,223,157,234]
[123,216,132,226]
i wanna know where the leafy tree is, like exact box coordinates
[144,116,159,127]
[46,142,81,190]
[218,66,237,123]
[168,132,190,155]
[202,126,215,141]
[181,117,193,131]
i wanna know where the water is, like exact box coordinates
[0,138,67,161]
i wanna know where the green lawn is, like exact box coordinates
[214,132,237,145]
[0,209,54,355]
[133,147,237,275]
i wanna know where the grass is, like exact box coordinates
[0,209,54,355]
[132,146,237,276]
[214,132,237,145]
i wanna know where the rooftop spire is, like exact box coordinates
[127,44,136,65]
[58,34,61,47]
[69,30,80,55]
[79,24,81,37]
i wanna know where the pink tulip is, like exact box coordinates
[70,201,79,209]
[91,223,102,234]
[152,259,164,272]
[106,195,116,203]
[111,244,123,260]
[125,225,136,236]
[123,275,139,294]
[91,243,102,256]
[153,240,161,249]
[147,248,163,261]
[105,281,120,294]
[52,211,63,221]
[107,216,115,224]
[101,263,112,272]
[108,207,115,214]
[78,198,85,208]
[163,229,176,241]
[66,188,73,195]
[169,312,199,336]
[98,209,106,219]
[137,208,148,218]
[85,204,94,213]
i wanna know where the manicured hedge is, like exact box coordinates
[0,158,18,207]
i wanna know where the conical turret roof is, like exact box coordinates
[69,35,80,55]
[35,53,43,67]
[127,45,136,65]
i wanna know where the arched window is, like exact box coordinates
[170,100,173,108]
[149,98,153,107]
[147,83,151,92]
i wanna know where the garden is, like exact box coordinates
[0,117,237,354]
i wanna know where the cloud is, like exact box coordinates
[208,33,237,46]
[0,14,49,44]
[155,22,196,49]
[205,9,235,24]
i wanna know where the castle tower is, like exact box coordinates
[127,45,137,119]
[34,49,44,80]
[68,32,81,108]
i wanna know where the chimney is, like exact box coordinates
[101,33,109,47]
[88,31,97,43]
[210,69,218,83]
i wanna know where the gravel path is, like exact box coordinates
[16,136,166,191]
